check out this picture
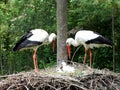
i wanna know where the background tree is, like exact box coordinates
[56,0,68,66]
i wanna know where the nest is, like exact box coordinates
[0,65,120,90]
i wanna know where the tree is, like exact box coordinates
[112,0,115,72]
[56,0,68,67]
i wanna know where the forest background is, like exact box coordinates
[0,0,120,75]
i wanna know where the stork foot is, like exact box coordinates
[89,67,93,71]
[82,63,86,71]
[34,68,39,73]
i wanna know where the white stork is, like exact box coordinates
[66,30,113,70]
[13,29,56,73]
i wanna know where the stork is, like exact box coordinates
[66,30,113,70]
[13,29,56,73]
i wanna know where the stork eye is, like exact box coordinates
[66,42,69,45]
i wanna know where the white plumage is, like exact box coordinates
[28,29,49,42]
[76,30,99,42]
[13,29,56,72]
[66,30,113,70]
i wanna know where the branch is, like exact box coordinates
[10,14,27,22]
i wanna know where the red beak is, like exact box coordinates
[52,39,55,52]
[67,45,71,59]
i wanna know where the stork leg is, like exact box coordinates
[82,49,88,70]
[89,49,93,69]
[32,50,38,73]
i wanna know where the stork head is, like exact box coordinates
[49,33,56,52]
[66,38,74,59]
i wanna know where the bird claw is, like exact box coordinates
[34,68,39,73]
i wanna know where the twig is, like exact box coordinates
[71,46,82,61]
[46,83,57,90]
[23,85,29,90]
[36,83,56,90]
[69,83,89,90]
[7,84,15,90]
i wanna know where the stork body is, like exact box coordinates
[13,29,56,72]
[66,30,113,69]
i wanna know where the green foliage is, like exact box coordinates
[0,0,120,75]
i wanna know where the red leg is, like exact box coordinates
[34,50,38,69]
[89,49,92,69]
[83,49,88,70]
[32,50,38,73]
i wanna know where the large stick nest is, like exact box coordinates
[0,65,120,90]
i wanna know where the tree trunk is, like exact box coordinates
[0,25,3,74]
[56,0,68,66]
[112,0,115,72]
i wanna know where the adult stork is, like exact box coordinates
[13,29,56,73]
[66,30,113,70]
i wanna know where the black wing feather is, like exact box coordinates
[85,36,113,47]
[13,32,33,51]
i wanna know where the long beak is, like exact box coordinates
[52,39,55,52]
[67,45,71,59]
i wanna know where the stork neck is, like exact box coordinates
[48,35,52,43]
[48,33,56,43]
[71,38,79,47]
